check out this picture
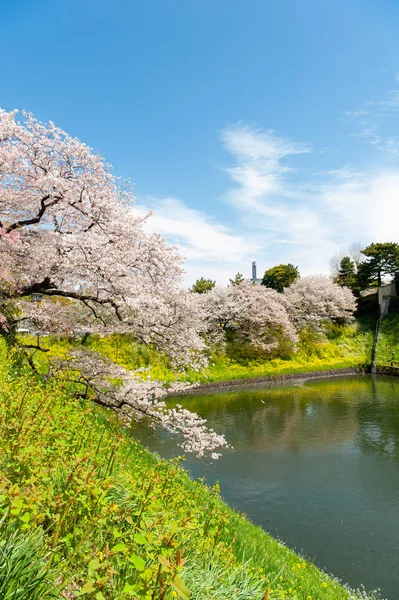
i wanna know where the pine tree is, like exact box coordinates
[229,272,245,286]
[190,277,216,294]
[359,242,399,288]
[337,256,356,288]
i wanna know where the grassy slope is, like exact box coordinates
[88,322,372,384]
[26,320,374,385]
[0,341,379,600]
[375,314,399,366]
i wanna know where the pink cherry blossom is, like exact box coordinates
[0,108,224,457]
[284,275,356,331]
[199,281,297,354]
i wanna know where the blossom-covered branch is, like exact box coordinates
[0,108,222,456]
[51,349,228,459]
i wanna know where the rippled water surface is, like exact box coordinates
[132,375,399,599]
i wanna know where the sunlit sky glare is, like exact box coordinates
[2,0,399,285]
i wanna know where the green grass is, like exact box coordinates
[0,340,381,599]
[375,314,399,367]
[0,517,58,600]
[195,321,372,384]
[21,320,374,386]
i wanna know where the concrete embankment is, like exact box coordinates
[375,364,399,377]
[172,366,366,396]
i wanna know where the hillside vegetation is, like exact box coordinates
[0,339,381,600]
[375,314,399,366]
[25,319,374,385]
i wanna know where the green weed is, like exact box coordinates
[19,321,373,386]
[0,516,58,600]
[1,330,385,599]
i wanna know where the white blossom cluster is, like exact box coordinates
[197,282,298,355]
[52,349,227,459]
[284,275,357,331]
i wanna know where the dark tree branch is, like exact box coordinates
[18,280,123,320]
[19,347,45,377]
[19,343,49,352]
[81,299,107,326]
[21,277,55,296]
[40,289,124,320]
[6,195,60,233]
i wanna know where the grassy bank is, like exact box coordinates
[24,320,374,385]
[375,314,399,366]
[87,321,372,384]
[194,320,375,384]
[0,342,380,599]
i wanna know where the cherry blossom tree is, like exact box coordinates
[199,282,297,356]
[284,275,356,331]
[0,108,227,457]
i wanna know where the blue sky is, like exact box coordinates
[2,0,399,284]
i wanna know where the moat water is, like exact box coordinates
[132,375,399,599]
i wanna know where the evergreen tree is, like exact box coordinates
[190,277,216,294]
[229,272,245,286]
[337,256,356,288]
[262,264,299,293]
[358,242,399,288]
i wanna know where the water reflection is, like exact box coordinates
[131,376,399,599]
[357,379,399,460]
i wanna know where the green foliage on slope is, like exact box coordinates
[91,321,372,383]
[375,314,399,366]
[0,341,380,599]
[21,320,374,386]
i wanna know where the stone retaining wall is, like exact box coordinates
[375,365,399,377]
[170,366,366,396]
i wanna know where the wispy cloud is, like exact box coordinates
[319,171,399,240]
[221,124,311,161]
[369,89,399,112]
[344,110,369,117]
[219,124,340,273]
[136,78,399,285]
[134,196,260,284]
[220,124,311,216]
[218,123,399,275]
[344,74,399,150]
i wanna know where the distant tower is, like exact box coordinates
[251,261,257,282]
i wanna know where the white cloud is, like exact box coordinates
[220,125,337,271]
[221,124,311,161]
[134,197,260,285]
[369,89,399,111]
[344,110,369,117]
[218,124,399,276]
[134,98,399,285]
[319,172,399,241]
[344,77,399,149]
[350,121,381,146]
[379,138,399,154]
[220,125,311,217]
